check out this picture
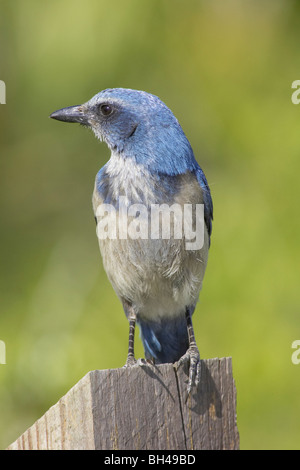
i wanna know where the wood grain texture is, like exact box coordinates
[7,358,239,450]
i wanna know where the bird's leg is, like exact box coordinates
[176,308,201,395]
[122,301,138,367]
[122,301,146,368]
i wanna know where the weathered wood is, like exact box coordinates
[7,358,239,450]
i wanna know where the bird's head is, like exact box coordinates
[50,88,195,174]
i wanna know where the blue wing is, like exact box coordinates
[195,166,213,242]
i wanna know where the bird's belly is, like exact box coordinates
[97,210,209,321]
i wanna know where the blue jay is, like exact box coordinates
[50,88,213,393]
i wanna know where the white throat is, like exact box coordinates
[105,152,155,204]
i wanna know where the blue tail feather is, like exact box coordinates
[138,315,189,364]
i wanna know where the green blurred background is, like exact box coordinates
[0,0,299,450]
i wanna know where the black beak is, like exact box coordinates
[50,104,89,125]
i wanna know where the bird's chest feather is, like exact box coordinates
[94,153,177,207]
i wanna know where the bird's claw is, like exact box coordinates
[123,355,137,368]
[176,344,201,396]
[123,356,146,368]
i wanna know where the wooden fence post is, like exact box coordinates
[7,357,239,450]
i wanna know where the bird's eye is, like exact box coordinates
[100,104,113,116]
